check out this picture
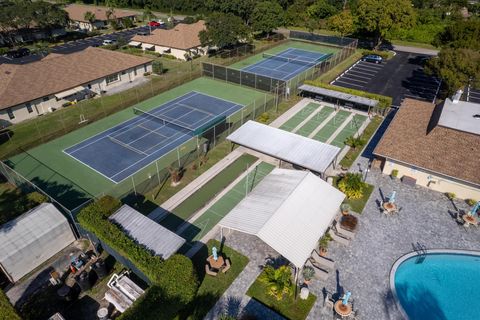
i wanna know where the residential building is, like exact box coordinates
[374,98,480,200]
[0,26,66,46]
[131,21,207,60]
[0,47,152,124]
[65,4,137,31]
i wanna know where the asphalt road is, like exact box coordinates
[332,51,441,106]
[0,25,155,65]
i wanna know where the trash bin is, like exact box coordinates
[75,271,91,291]
[92,259,108,279]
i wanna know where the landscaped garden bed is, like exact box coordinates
[334,173,374,214]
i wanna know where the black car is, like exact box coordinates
[136,31,149,36]
[361,54,383,64]
[6,48,30,59]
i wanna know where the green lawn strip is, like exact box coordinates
[339,116,383,169]
[314,50,363,83]
[279,102,320,131]
[312,110,350,142]
[230,40,339,70]
[296,106,334,136]
[180,162,275,242]
[246,273,316,320]
[178,239,249,319]
[159,154,258,231]
[330,114,367,148]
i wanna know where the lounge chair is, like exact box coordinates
[334,222,356,240]
[205,264,218,276]
[329,229,351,246]
[311,250,335,271]
[222,259,231,273]
[305,260,329,281]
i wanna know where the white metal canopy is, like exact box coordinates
[0,203,75,282]
[298,84,379,107]
[128,41,142,47]
[109,205,185,259]
[219,169,345,268]
[227,121,340,174]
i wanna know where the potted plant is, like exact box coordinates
[168,167,182,186]
[340,203,351,215]
[319,233,332,256]
[391,169,398,179]
[445,192,456,200]
[302,266,315,285]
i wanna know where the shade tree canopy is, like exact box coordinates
[251,1,285,35]
[199,12,251,48]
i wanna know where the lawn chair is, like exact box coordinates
[329,229,351,246]
[222,258,231,273]
[205,264,218,277]
[311,250,335,271]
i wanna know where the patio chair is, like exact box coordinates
[311,250,335,271]
[205,264,218,277]
[334,222,356,240]
[305,260,329,281]
[222,258,231,274]
[329,229,351,246]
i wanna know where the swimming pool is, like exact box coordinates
[390,250,480,320]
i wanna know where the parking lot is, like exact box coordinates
[332,52,441,106]
[465,86,480,103]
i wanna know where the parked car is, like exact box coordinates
[6,48,30,59]
[148,21,161,27]
[102,39,116,46]
[136,31,149,36]
[361,54,383,64]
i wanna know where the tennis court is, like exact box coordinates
[64,91,243,183]
[242,48,331,80]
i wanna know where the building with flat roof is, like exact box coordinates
[65,4,137,31]
[131,21,206,60]
[374,98,480,199]
[0,47,152,124]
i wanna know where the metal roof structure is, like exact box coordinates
[219,169,345,268]
[0,203,75,282]
[298,84,379,107]
[438,98,480,135]
[109,205,185,259]
[227,121,340,174]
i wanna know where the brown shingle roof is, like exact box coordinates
[0,47,152,110]
[132,21,205,50]
[374,98,480,186]
[65,4,137,22]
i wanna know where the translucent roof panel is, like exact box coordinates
[299,84,379,107]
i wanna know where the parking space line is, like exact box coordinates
[333,80,365,88]
[353,66,381,74]
[340,76,368,84]
[347,70,375,78]
[357,62,384,70]
[343,73,373,81]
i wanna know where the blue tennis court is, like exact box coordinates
[242,48,331,81]
[64,91,243,183]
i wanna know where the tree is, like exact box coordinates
[205,0,257,24]
[425,48,480,95]
[142,7,156,22]
[354,0,416,45]
[306,0,338,20]
[251,1,284,36]
[259,265,293,301]
[433,19,480,50]
[328,10,355,36]
[199,12,250,48]
[284,0,310,26]
[84,11,96,24]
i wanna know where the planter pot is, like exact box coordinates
[319,248,327,256]
[341,210,349,216]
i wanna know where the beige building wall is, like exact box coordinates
[382,159,480,200]
[0,64,152,124]
[140,44,207,60]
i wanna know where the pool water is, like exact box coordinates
[394,253,480,320]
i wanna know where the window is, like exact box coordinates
[26,103,33,113]
[122,70,126,75]
[42,97,49,102]
[134,67,137,76]
[7,108,15,120]
[87,84,92,89]
[106,73,119,85]
[144,64,147,72]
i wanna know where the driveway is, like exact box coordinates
[0,25,155,65]
[332,51,441,106]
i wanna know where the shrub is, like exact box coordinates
[257,112,270,123]
[319,233,332,250]
[143,72,151,76]
[0,47,9,55]
[0,289,21,320]
[466,199,477,206]
[445,192,456,200]
[259,265,293,301]
[152,61,163,75]
[391,169,398,178]
[162,54,176,60]
[26,191,48,205]
[344,135,365,149]
[338,173,364,199]
[302,266,315,281]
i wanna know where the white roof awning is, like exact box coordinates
[142,43,155,49]
[220,169,345,268]
[227,120,340,174]
[128,41,141,47]
[54,86,85,99]
[109,205,185,259]
[298,84,379,107]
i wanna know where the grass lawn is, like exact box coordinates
[339,116,383,169]
[314,50,363,83]
[178,239,249,319]
[246,272,316,320]
[333,176,375,214]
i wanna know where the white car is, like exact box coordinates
[102,39,116,46]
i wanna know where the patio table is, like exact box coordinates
[463,214,478,226]
[207,255,225,270]
[382,202,397,214]
[334,300,353,318]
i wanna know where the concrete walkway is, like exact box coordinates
[392,44,438,56]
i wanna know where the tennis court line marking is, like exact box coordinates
[62,149,120,184]
[64,91,199,155]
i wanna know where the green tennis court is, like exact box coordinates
[279,102,320,131]
[330,114,368,148]
[180,162,275,244]
[312,110,351,142]
[159,154,258,231]
[296,106,335,137]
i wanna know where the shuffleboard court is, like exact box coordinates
[242,48,331,81]
[64,91,243,183]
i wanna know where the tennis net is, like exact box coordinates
[133,107,193,132]
[262,53,321,66]
[108,136,146,155]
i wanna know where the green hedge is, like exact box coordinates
[77,196,198,318]
[361,50,392,60]
[304,80,392,109]
[0,289,21,320]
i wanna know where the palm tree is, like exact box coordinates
[259,265,293,301]
[344,135,364,150]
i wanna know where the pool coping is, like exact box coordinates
[389,249,480,320]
